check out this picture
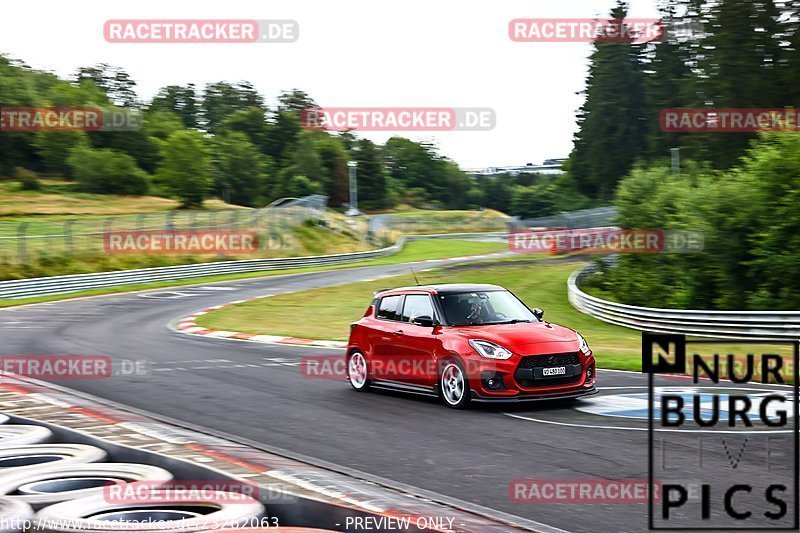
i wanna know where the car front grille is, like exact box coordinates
[515,352,582,389]
[518,352,580,369]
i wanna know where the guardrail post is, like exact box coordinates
[17,222,28,264]
[137,214,146,231]
[166,211,176,231]
[189,211,197,232]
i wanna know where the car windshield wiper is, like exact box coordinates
[457,319,531,326]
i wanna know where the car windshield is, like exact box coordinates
[438,290,537,326]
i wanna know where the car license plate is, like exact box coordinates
[543,366,566,376]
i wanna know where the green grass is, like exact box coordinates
[196,259,644,365]
[0,238,507,308]
[196,258,794,374]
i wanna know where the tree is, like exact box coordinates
[211,132,270,206]
[354,139,387,210]
[277,89,318,114]
[264,110,301,165]
[220,108,270,151]
[694,0,784,168]
[643,2,694,160]
[149,85,200,128]
[156,130,212,207]
[67,145,149,195]
[76,64,139,108]
[201,81,265,133]
[569,1,648,199]
[33,131,89,177]
[510,183,558,219]
[479,176,513,212]
[315,135,350,206]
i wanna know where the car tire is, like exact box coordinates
[439,360,471,409]
[347,351,370,392]
[0,425,52,446]
[0,444,107,475]
[0,463,173,509]
[34,489,264,532]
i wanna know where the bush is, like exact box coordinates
[13,167,41,190]
[602,133,800,310]
[67,146,149,195]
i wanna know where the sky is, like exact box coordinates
[1,0,659,169]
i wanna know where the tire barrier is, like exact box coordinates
[35,490,265,532]
[0,444,107,474]
[0,463,173,509]
[0,497,33,533]
[0,425,52,447]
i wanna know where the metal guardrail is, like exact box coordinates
[0,232,507,300]
[568,263,800,340]
[517,206,618,230]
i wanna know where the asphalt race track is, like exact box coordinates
[0,257,795,533]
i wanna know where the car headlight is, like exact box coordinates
[469,340,513,360]
[578,334,591,355]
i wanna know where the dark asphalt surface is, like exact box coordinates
[0,257,795,533]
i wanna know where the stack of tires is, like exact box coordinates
[0,417,270,532]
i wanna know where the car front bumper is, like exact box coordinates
[470,385,598,402]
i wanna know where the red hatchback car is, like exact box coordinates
[346,283,597,408]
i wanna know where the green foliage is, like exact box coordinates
[33,131,89,177]
[285,175,320,197]
[67,145,149,196]
[315,135,350,206]
[354,139,387,210]
[148,84,200,128]
[14,167,40,190]
[211,132,271,207]
[569,2,647,199]
[603,133,800,310]
[155,130,211,207]
[202,81,264,133]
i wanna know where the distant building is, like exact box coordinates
[466,159,566,177]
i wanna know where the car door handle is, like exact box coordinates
[394,330,404,336]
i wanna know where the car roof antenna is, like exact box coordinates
[409,267,421,286]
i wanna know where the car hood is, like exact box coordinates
[454,322,581,355]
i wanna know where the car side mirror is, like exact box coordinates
[532,308,544,321]
[413,315,436,328]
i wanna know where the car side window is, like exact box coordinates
[401,294,434,323]
[376,295,402,321]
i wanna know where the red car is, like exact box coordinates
[346,283,597,408]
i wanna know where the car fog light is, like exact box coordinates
[586,367,594,382]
